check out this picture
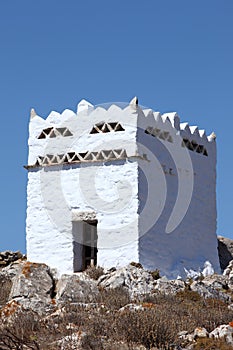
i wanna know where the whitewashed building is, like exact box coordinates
[25,98,220,278]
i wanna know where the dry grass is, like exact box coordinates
[1,286,233,349]
[85,265,104,280]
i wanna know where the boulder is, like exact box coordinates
[193,327,208,339]
[97,264,156,298]
[0,251,24,268]
[209,324,233,345]
[56,273,99,304]
[218,236,233,271]
[153,277,185,295]
[3,261,56,314]
[189,273,231,302]
[223,260,233,291]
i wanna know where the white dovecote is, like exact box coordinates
[25,98,220,278]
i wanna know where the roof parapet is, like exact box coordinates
[30,108,37,120]
[77,99,94,114]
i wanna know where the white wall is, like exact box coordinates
[137,109,220,278]
[26,102,139,274]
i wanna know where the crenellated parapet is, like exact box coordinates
[27,97,216,167]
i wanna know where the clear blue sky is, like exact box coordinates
[0,1,232,253]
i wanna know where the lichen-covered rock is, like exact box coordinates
[190,277,231,302]
[0,260,56,311]
[0,251,25,268]
[223,260,233,291]
[56,274,99,304]
[153,276,185,295]
[97,264,156,298]
[0,273,13,306]
[4,261,56,314]
[193,327,208,339]
[218,236,233,271]
[209,324,233,344]
[200,273,229,290]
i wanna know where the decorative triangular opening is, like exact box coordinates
[63,129,73,137]
[154,128,161,136]
[90,126,99,134]
[159,132,166,140]
[72,154,81,162]
[49,130,57,138]
[101,123,111,133]
[56,127,67,135]
[58,154,65,162]
[47,154,54,161]
[102,150,112,159]
[145,126,153,135]
[107,151,116,159]
[67,152,76,161]
[38,132,46,139]
[43,157,50,165]
[35,159,41,166]
[96,152,105,160]
[187,142,194,151]
[196,145,204,154]
[84,152,93,161]
[51,156,59,164]
[163,131,170,139]
[191,141,198,151]
[38,156,45,163]
[78,152,88,160]
[120,149,127,158]
[167,135,173,143]
[203,149,208,156]
[91,152,99,161]
[113,149,122,158]
[43,127,53,136]
[114,123,125,131]
[108,122,118,130]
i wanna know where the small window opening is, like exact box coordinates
[73,220,98,272]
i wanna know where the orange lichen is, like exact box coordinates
[142,302,156,309]
[0,300,20,318]
[229,321,233,328]
[21,261,39,277]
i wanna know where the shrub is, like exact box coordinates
[149,269,161,280]
[194,337,232,350]
[85,265,104,280]
[130,262,143,269]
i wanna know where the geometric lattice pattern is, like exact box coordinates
[38,127,73,139]
[145,127,173,143]
[31,149,128,168]
[90,122,125,134]
[182,139,208,156]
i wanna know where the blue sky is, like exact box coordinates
[0,1,232,253]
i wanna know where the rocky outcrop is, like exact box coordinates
[0,251,24,268]
[2,254,233,349]
[0,260,55,314]
[209,324,233,345]
[218,235,233,271]
[189,273,231,302]
[56,274,99,304]
[97,264,157,298]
